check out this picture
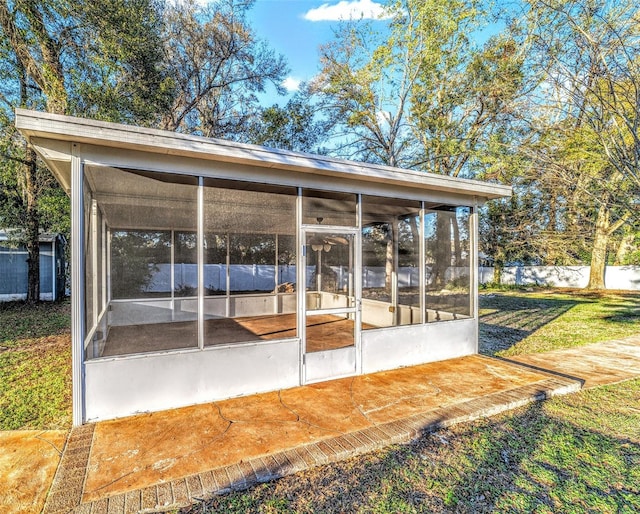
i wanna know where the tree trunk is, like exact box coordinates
[493,262,503,285]
[24,145,40,303]
[432,214,452,289]
[408,216,419,246]
[384,224,393,294]
[587,203,609,289]
[614,232,635,265]
[452,215,461,265]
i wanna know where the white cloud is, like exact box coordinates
[304,0,392,22]
[376,110,391,128]
[169,0,211,7]
[282,76,302,92]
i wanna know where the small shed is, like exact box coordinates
[16,109,511,426]
[0,230,66,301]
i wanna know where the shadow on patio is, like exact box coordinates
[193,393,640,513]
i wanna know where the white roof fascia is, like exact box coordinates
[15,109,512,201]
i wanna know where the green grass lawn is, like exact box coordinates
[0,300,71,430]
[479,289,640,357]
[1,290,639,512]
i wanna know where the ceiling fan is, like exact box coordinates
[308,235,349,252]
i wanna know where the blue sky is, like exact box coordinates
[196,0,504,106]
[245,0,392,104]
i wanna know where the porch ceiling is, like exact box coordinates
[86,165,297,234]
[85,165,432,233]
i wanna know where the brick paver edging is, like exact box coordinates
[43,424,95,514]
[47,374,579,514]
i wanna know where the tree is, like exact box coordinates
[159,0,287,140]
[404,1,525,179]
[516,0,640,288]
[68,0,174,124]
[315,0,526,177]
[247,84,330,152]
[315,0,528,285]
[314,19,416,166]
[0,0,67,301]
[0,0,173,301]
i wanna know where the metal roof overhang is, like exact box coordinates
[15,109,512,202]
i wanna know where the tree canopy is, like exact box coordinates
[0,0,289,300]
[1,0,638,298]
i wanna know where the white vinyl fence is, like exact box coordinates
[144,264,640,294]
[146,265,426,294]
[479,265,640,291]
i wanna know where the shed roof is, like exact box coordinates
[15,109,511,202]
[0,230,62,244]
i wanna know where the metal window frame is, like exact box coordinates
[419,201,426,323]
[470,199,479,351]
[300,219,361,382]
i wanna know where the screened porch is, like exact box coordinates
[82,165,474,361]
[16,108,513,424]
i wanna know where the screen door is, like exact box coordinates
[303,228,359,382]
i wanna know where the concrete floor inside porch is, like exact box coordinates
[44,354,582,514]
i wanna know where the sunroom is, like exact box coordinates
[16,109,511,425]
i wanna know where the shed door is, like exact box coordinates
[302,229,359,383]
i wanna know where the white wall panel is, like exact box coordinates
[361,318,476,374]
[305,346,356,383]
[84,339,301,421]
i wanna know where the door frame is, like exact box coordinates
[299,225,362,384]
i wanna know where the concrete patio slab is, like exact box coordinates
[508,335,640,389]
[43,354,580,513]
[0,430,67,514]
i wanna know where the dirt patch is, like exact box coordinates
[1,334,70,353]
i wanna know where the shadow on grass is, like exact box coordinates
[478,295,578,356]
[441,401,640,513]
[189,400,640,513]
[479,292,640,356]
[601,302,640,324]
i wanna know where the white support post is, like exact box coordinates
[419,202,426,324]
[198,177,204,349]
[171,230,175,321]
[470,200,479,353]
[391,217,399,326]
[90,200,99,359]
[106,228,112,304]
[296,188,305,385]
[225,233,230,318]
[102,216,107,312]
[51,239,56,301]
[91,200,99,329]
[355,193,363,375]
[316,249,322,292]
[70,144,85,426]
[274,233,279,314]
